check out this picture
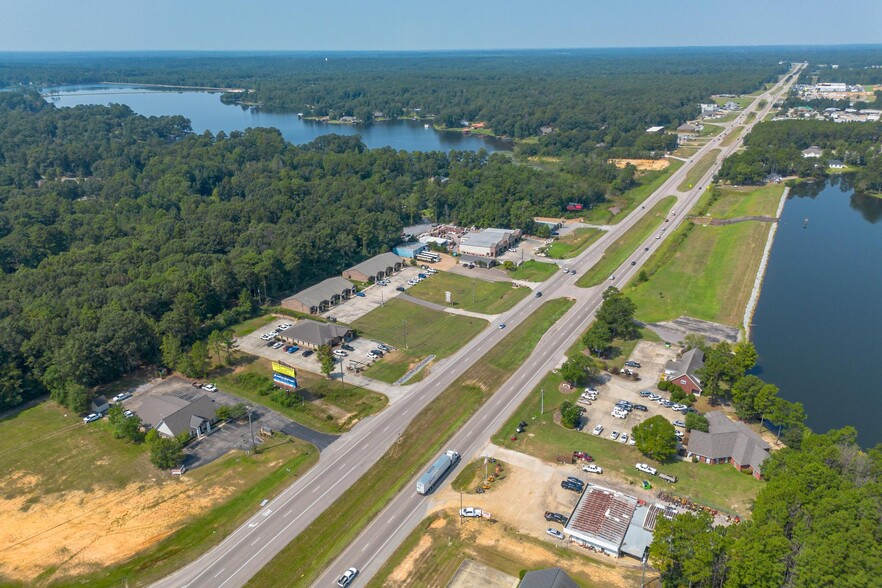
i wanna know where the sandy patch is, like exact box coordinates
[0,475,234,583]
[609,158,670,171]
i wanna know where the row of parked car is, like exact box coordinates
[260,322,292,341]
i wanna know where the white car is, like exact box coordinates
[111,392,132,403]
[592,424,603,436]
[82,413,101,424]
[202,383,217,392]
[546,528,565,540]
[460,507,483,517]
[582,464,603,474]
[612,410,628,419]
[619,433,629,444]
[366,352,380,360]
[336,567,359,587]
[333,349,348,357]
[629,437,637,446]
[272,342,284,349]
[123,410,135,418]
[584,387,598,394]
[636,463,658,475]
[610,430,619,440]
[675,430,685,439]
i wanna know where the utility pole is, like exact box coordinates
[340,357,345,389]
[403,319,408,350]
[472,279,476,305]
[460,491,463,527]
[541,388,544,415]
[247,408,256,454]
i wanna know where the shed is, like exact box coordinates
[90,395,110,414]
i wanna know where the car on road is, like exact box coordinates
[562,267,570,273]
[620,433,629,444]
[545,511,567,524]
[333,349,348,357]
[336,567,359,587]
[610,430,619,440]
[535,291,542,297]
[636,463,658,475]
[202,383,218,392]
[83,413,101,424]
[498,323,506,329]
[396,286,406,292]
[673,420,686,428]
[302,349,314,357]
[592,424,603,436]
[630,261,636,266]
[546,528,565,540]
[625,360,641,368]
[656,234,661,239]
[460,507,483,517]
[582,464,603,474]
[644,247,650,251]
[609,275,615,281]
[112,392,132,402]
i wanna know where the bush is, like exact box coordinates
[148,435,184,469]
[686,412,709,432]
[671,388,686,402]
[271,388,300,407]
[560,400,582,429]
[658,380,672,392]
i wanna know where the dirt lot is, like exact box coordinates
[608,158,670,171]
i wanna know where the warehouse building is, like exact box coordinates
[343,252,404,283]
[281,277,355,315]
[458,228,521,257]
[392,242,428,259]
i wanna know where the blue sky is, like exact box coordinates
[1,0,880,51]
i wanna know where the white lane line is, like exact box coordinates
[383,425,389,432]
[284,510,292,517]
[361,543,371,552]
[251,537,261,546]
[214,568,225,578]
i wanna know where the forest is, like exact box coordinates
[717,119,882,190]
[0,90,638,411]
[651,427,882,588]
[0,49,787,157]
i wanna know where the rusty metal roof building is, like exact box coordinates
[565,486,637,556]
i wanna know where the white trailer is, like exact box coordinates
[416,450,459,495]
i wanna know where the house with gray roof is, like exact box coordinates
[138,394,218,439]
[90,395,110,414]
[342,252,403,283]
[519,567,579,588]
[664,347,705,396]
[687,411,771,479]
[278,320,352,349]
[801,145,823,158]
[281,277,355,315]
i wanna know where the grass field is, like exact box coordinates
[216,357,387,432]
[713,96,754,109]
[246,299,575,588]
[230,314,276,337]
[677,149,720,192]
[492,371,762,516]
[369,512,637,588]
[0,402,316,587]
[352,298,488,383]
[628,184,784,326]
[583,159,683,225]
[544,228,602,259]
[408,271,530,314]
[506,260,558,281]
[576,196,677,288]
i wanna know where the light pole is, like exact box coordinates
[403,319,408,349]
[472,279,476,306]
[247,407,256,454]
[540,388,544,415]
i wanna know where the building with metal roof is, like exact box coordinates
[392,242,428,259]
[281,277,355,315]
[565,486,638,556]
[459,228,521,257]
[342,252,404,283]
[686,411,771,479]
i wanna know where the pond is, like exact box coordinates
[42,84,513,153]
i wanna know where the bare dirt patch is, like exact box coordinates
[609,158,670,171]
[0,478,233,582]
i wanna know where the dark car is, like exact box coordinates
[625,360,642,368]
[566,476,585,486]
[572,451,594,462]
[561,481,583,492]
[396,286,406,292]
[535,291,543,298]
[342,344,355,351]
[630,261,637,266]
[633,404,648,412]
[544,511,568,524]
[302,349,314,357]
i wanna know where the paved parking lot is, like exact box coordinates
[576,341,684,443]
[321,266,424,324]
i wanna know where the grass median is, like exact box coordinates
[677,149,720,192]
[576,196,676,288]
[246,298,575,588]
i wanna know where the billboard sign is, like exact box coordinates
[271,362,297,379]
[273,373,298,390]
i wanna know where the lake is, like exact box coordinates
[42,84,513,153]
[751,175,882,447]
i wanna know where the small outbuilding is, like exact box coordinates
[90,395,110,414]
[343,252,404,283]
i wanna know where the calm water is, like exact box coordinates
[751,176,882,447]
[42,84,512,153]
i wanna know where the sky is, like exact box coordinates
[1,0,880,52]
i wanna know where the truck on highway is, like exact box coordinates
[416,450,460,495]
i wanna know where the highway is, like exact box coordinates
[153,64,799,588]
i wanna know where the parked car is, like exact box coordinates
[302,349,314,357]
[639,389,652,397]
[377,344,390,351]
[675,430,685,439]
[342,344,355,351]
[112,392,132,402]
[396,286,406,292]
[202,383,217,392]
[560,481,582,492]
[545,511,568,524]
[287,346,298,354]
[460,507,482,518]
[648,393,661,401]
[636,463,658,475]
[367,352,380,360]
[272,342,284,349]
[625,360,642,368]
[592,424,604,436]
[620,433,629,444]
[355,291,366,297]
[333,349,348,357]
[582,464,603,474]
[123,410,135,418]
[610,430,619,440]
[546,528,565,540]
[336,568,359,587]
[83,413,101,423]
[632,404,648,412]
[572,451,593,462]
[629,437,637,446]
[417,273,427,279]
[673,420,686,428]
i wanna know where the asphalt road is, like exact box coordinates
[153,65,800,588]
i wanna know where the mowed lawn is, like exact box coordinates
[544,228,602,259]
[677,149,720,192]
[505,259,558,282]
[492,371,762,516]
[629,184,785,326]
[407,271,529,314]
[576,196,676,287]
[352,298,487,383]
[583,159,683,225]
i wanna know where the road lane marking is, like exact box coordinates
[214,569,225,578]
[251,537,261,546]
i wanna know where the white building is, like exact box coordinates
[817,82,847,92]
[458,228,521,257]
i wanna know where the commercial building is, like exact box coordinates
[138,394,218,439]
[277,320,353,349]
[281,277,355,315]
[686,411,771,479]
[663,347,705,396]
[458,228,521,257]
[342,252,404,283]
[392,242,428,259]
[817,82,847,92]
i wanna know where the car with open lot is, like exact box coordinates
[673,420,686,428]
[619,433,629,444]
[460,507,483,517]
[592,424,603,436]
[544,511,567,524]
[625,360,642,368]
[636,463,658,475]
[82,413,102,423]
[336,567,359,587]
[546,528,565,540]
[333,349,348,357]
[560,480,582,492]
[201,383,217,392]
[609,430,619,440]
[582,464,603,474]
